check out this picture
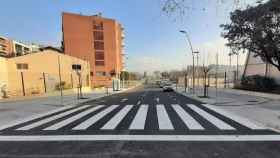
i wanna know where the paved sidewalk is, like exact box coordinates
[176,86,280,131]
[0,87,134,126]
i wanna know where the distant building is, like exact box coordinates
[243,52,280,84]
[0,36,40,57]
[62,12,124,87]
[0,47,90,98]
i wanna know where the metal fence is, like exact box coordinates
[178,71,242,90]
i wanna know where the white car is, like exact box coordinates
[162,83,174,92]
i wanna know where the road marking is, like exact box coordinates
[136,101,141,105]
[157,105,174,130]
[73,105,119,130]
[0,105,75,131]
[17,105,92,131]
[44,105,105,130]
[101,105,133,130]
[202,104,266,130]
[121,98,128,102]
[129,105,148,130]
[187,104,235,130]
[172,104,204,130]
[1,135,280,141]
[155,97,160,103]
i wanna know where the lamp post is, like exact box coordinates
[194,51,199,92]
[180,30,198,94]
[228,52,233,88]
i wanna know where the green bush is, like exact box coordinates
[240,75,277,91]
[55,81,72,90]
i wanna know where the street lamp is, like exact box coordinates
[180,30,197,94]
[193,51,199,91]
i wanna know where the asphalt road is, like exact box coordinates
[0,84,280,158]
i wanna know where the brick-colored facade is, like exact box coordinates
[0,36,13,57]
[62,12,124,87]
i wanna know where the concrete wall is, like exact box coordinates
[4,50,90,97]
[0,57,8,94]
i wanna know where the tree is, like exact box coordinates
[161,71,170,78]
[120,71,129,81]
[202,65,213,97]
[221,0,280,71]
[161,0,255,17]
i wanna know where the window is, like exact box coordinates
[95,51,104,60]
[16,63,28,70]
[15,44,23,55]
[94,31,104,41]
[94,41,104,50]
[24,47,30,52]
[90,71,94,76]
[72,64,82,70]
[95,60,105,66]
[96,71,106,77]
[93,21,103,30]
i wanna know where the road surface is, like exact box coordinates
[0,85,279,158]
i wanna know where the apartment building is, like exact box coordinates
[62,12,124,87]
[0,36,13,57]
[0,36,39,57]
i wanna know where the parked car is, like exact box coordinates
[162,83,174,92]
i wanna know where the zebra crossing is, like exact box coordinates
[0,103,267,133]
[0,103,279,141]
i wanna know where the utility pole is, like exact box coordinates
[184,69,188,93]
[58,55,63,105]
[236,52,239,81]
[196,53,199,91]
[228,52,233,88]
[215,53,219,101]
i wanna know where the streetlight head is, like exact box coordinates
[179,30,187,34]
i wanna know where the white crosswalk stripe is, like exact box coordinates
[3,104,269,132]
[201,104,265,130]
[0,105,75,131]
[73,105,119,130]
[187,104,235,130]
[44,105,105,130]
[157,105,174,130]
[172,104,204,130]
[129,105,148,130]
[17,105,92,131]
[101,105,133,130]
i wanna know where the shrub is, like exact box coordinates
[240,75,277,91]
[55,81,71,90]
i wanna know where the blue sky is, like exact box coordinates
[0,0,256,73]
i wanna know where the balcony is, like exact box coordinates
[121,32,125,39]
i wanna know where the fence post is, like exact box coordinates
[71,73,74,89]
[43,72,47,93]
[20,72,25,96]
[224,72,227,88]
[208,75,210,87]
[184,73,187,93]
